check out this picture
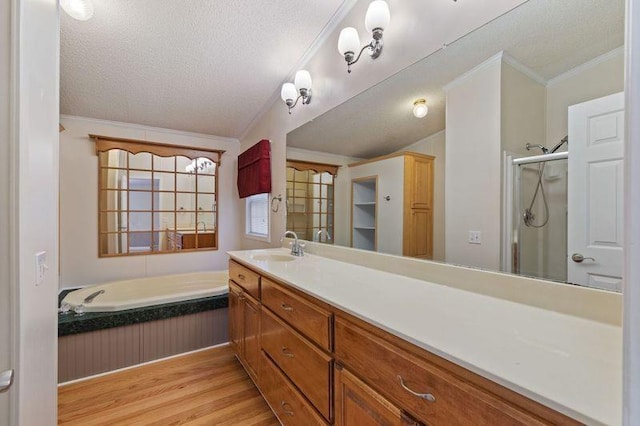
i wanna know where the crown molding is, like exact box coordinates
[59,114,240,144]
[443,51,505,92]
[502,52,547,86]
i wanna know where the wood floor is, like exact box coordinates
[58,344,279,425]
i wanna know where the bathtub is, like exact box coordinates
[61,271,229,312]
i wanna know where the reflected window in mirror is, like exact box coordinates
[92,135,224,257]
[286,160,339,243]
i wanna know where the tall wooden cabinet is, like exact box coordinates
[349,152,434,259]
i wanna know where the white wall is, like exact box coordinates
[14,0,60,424]
[59,116,241,289]
[0,0,12,423]
[400,131,446,261]
[444,56,503,270]
[624,1,640,422]
[286,147,361,247]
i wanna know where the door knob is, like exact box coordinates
[572,253,595,263]
[0,369,14,393]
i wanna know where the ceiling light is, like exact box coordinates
[60,0,94,21]
[413,99,428,118]
[338,0,390,73]
[281,70,313,114]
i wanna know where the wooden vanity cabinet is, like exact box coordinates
[335,364,422,426]
[228,264,261,383]
[228,259,581,426]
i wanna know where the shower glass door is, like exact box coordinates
[513,157,568,282]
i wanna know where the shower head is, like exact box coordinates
[526,143,549,154]
[550,136,568,153]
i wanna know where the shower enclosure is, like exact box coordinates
[508,151,568,282]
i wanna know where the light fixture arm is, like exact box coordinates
[285,89,312,114]
[344,28,384,73]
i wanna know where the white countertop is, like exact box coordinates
[228,248,622,426]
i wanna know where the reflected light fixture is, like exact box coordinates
[337,0,390,73]
[60,0,94,21]
[185,158,214,174]
[413,99,428,118]
[281,70,313,114]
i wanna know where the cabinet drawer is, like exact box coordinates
[229,260,260,299]
[260,350,328,426]
[262,277,332,351]
[262,309,332,421]
[335,317,546,426]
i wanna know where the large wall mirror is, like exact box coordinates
[286,0,625,291]
[93,135,223,257]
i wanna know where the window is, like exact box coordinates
[246,193,269,239]
[92,134,224,257]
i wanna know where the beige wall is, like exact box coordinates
[400,131,446,261]
[444,56,503,270]
[546,48,625,147]
[59,116,241,289]
[501,61,546,157]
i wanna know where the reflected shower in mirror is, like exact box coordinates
[285,0,625,291]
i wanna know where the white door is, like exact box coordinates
[567,92,624,290]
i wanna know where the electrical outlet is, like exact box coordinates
[35,251,47,286]
[468,231,482,245]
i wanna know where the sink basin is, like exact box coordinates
[251,254,297,262]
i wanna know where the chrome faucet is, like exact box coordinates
[197,221,207,232]
[282,231,305,256]
[316,229,332,243]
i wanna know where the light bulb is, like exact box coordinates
[413,99,428,118]
[365,0,390,32]
[281,83,297,103]
[294,70,312,91]
[338,27,361,55]
[60,0,94,21]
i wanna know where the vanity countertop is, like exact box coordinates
[228,247,621,426]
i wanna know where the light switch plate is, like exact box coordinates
[35,251,47,286]
[468,231,482,244]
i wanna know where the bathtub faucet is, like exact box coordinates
[83,290,105,304]
[282,231,305,256]
[197,221,207,232]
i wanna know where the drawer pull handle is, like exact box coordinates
[398,375,436,402]
[280,303,294,312]
[281,401,294,416]
[238,274,246,280]
[281,347,295,358]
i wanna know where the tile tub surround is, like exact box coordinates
[58,292,228,336]
[228,248,622,426]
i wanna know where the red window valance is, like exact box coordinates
[237,139,271,199]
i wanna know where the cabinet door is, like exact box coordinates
[243,295,261,382]
[406,209,433,259]
[335,365,422,426]
[228,282,243,357]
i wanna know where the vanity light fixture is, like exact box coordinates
[281,70,313,114]
[412,99,429,118]
[60,0,94,21]
[337,0,390,73]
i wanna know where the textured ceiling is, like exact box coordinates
[60,0,346,137]
[287,0,625,158]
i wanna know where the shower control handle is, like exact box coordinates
[572,253,595,263]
